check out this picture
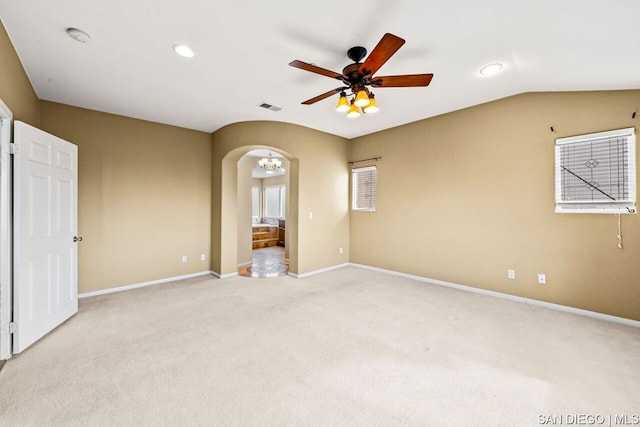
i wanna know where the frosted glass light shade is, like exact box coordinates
[354,90,370,107]
[336,94,350,112]
[363,96,379,113]
[346,101,361,118]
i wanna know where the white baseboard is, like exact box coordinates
[289,263,350,279]
[78,271,215,298]
[212,271,238,279]
[348,263,640,328]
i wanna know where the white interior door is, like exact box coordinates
[13,121,78,354]
[0,100,13,361]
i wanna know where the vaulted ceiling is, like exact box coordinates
[1,0,639,139]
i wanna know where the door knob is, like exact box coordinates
[73,236,83,242]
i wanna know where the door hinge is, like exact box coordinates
[8,322,16,334]
[9,143,19,155]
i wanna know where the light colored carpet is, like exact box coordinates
[0,266,638,426]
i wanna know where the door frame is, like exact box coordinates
[0,99,13,360]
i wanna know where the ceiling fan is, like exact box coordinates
[289,33,433,117]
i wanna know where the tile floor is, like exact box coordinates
[238,246,288,278]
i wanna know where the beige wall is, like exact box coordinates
[237,155,256,265]
[0,20,38,125]
[39,101,212,293]
[350,90,640,320]
[212,121,350,276]
[262,173,288,188]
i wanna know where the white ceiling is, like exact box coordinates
[1,0,639,139]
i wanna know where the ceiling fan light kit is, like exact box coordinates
[289,33,433,119]
[336,90,376,116]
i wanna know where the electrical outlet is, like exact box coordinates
[308,212,313,219]
[537,273,546,284]
[181,255,187,263]
[339,247,343,254]
[200,254,206,261]
[507,269,515,279]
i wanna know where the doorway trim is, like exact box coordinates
[0,98,13,360]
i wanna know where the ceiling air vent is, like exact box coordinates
[257,102,282,112]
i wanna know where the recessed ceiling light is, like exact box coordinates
[66,28,90,43]
[479,63,503,76]
[173,44,195,58]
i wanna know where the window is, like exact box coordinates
[352,166,377,211]
[251,186,260,220]
[264,185,286,218]
[555,127,636,214]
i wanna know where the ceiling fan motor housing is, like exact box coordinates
[342,63,367,89]
[344,47,372,91]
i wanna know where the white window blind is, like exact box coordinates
[555,127,636,214]
[352,166,377,211]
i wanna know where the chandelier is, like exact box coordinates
[258,153,282,174]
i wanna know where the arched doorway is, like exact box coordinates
[238,149,289,277]
[213,145,299,277]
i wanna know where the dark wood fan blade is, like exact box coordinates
[358,33,405,76]
[289,60,344,80]
[301,87,347,105]
[370,74,434,87]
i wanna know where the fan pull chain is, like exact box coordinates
[616,214,623,249]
